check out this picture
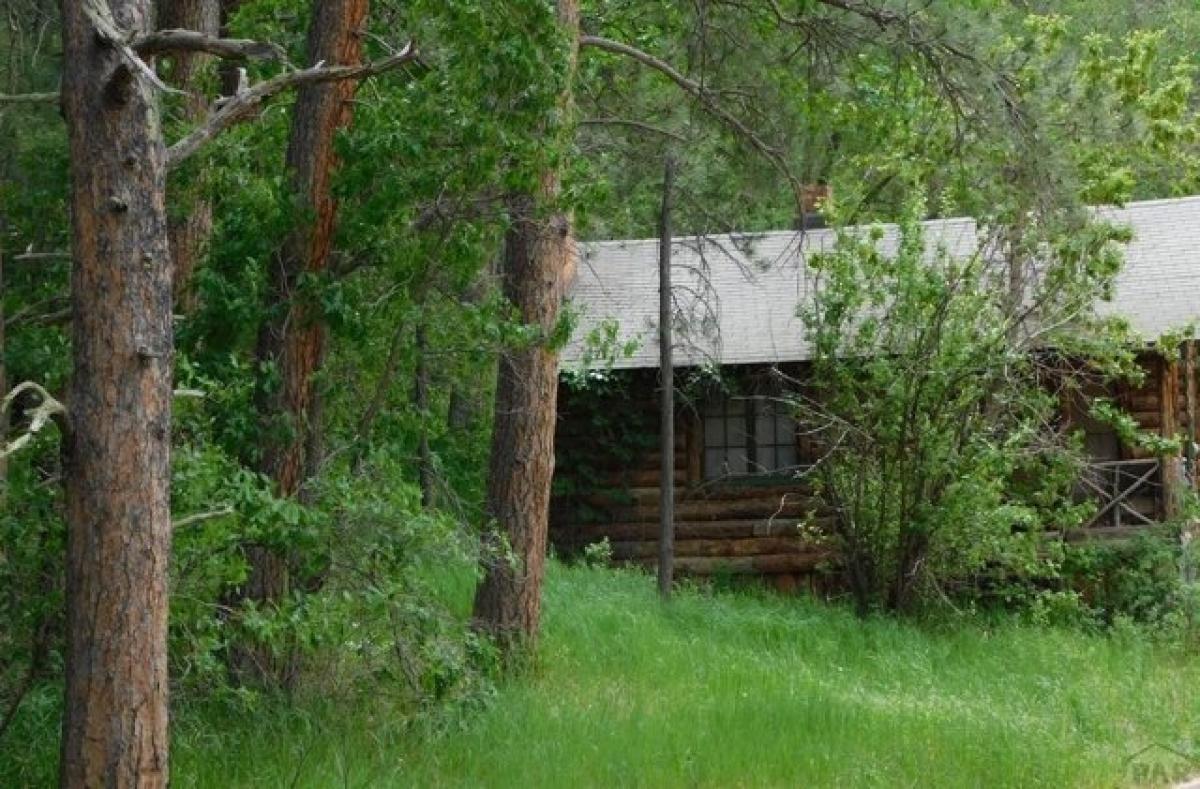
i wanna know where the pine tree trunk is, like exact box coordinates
[472,0,580,653]
[160,0,219,311]
[256,0,366,497]
[59,0,173,784]
[241,0,368,678]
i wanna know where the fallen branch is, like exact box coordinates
[167,42,419,170]
[132,29,286,62]
[579,35,803,210]
[0,382,68,459]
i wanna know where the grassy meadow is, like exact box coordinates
[6,561,1200,787]
[186,562,1200,787]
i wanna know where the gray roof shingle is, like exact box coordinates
[561,195,1200,370]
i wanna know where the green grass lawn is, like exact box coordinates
[163,561,1200,788]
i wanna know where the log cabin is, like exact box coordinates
[550,196,1200,590]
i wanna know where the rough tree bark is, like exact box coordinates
[160,0,219,311]
[472,0,580,653]
[59,0,173,784]
[244,0,368,660]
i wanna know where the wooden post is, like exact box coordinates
[1161,353,1182,519]
[1186,340,1197,489]
[658,156,675,599]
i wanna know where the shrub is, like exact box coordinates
[1060,529,1200,647]
[797,195,1135,615]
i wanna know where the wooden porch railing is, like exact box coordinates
[1078,458,1161,530]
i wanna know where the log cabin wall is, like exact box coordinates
[550,349,1197,586]
[1062,347,1196,531]
[550,366,830,592]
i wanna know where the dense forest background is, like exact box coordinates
[3,0,1200,784]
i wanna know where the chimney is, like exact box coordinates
[797,183,831,231]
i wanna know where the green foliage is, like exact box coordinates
[561,316,643,378]
[552,371,657,527]
[8,0,1200,777]
[580,537,613,567]
[800,196,1134,614]
[1059,530,1200,644]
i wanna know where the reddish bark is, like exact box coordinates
[240,0,368,673]
[472,0,581,653]
[256,0,366,498]
[59,0,173,784]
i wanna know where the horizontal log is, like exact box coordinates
[554,517,825,543]
[629,552,828,575]
[1053,525,1161,543]
[570,481,815,509]
[687,482,814,501]
[610,536,815,560]
[568,482,816,513]
[559,451,685,475]
[556,432,687,451]
[1126,393,1161,412]
[1129,410,1161,429]
[604,496,815,523]
[598,468,686,488]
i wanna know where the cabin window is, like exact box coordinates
[703,394,797,480]
[1066,384,1121,462]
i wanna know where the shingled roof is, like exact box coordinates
[560,195,1200,370]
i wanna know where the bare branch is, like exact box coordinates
[810,0,908,28]
[13,251,70,262]
[579,35,804,210]
[1,382,68,458]
[132,29,286,62]
[172,506,235,530]
[166,42,419,170]
[0,91,58,105]
[5,293,71,329]
[579,117,687,142]
[81,0,179,95]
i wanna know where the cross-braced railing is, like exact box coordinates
[1078,458,1161,529]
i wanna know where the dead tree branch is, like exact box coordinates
[12,251,70,262]
[81,0,179,95]
[0,91,58,105]
[132,29,286,62]
[172,506,235,530]
[1,381,68,458]
[166,42,419,170]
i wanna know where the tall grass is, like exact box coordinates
[383,563,1200,788]
[6,561,1199,786]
